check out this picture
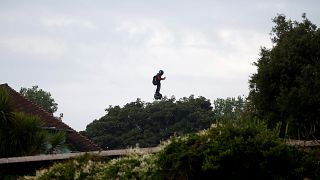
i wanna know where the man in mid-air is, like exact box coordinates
[152,70,166,100]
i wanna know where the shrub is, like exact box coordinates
[156,119,317,179]
[24,120,317,179]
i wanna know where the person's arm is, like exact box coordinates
[157,75,166,80]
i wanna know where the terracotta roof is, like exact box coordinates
[0,83,102,152]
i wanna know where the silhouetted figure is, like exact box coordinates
[152,70,166,100]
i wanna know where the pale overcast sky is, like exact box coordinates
[1,0,319,131]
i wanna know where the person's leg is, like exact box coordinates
[156,83,161,94]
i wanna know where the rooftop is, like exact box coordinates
[0,83,102,152]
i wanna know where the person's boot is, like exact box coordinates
[154,92,161,100]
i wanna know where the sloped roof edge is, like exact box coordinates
[0,83,102,152]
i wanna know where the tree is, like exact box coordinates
[249,14,320,139]
[85,96,215,149]
[213,96,247,121]
[20,85,58,114]
[85,95,251,150]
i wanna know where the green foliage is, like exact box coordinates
[85,96,215,149]
[0,87,15,126]
[44,131,67,154]
[213,96,247,120]
[27,154,105,180]
[97,152,158,180]
[249,14,320,138]
[20,86,58,114]
[0,111,47,157]
[27,120,318,179]
[7,112,47,156]
[25,150,158,180]
[156,119,317,179]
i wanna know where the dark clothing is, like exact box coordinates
[155,74,162,84]
[155,74,164,95]
[156,83,161,94]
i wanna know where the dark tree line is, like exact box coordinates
[84,96,246,149]
[249,14,320,139]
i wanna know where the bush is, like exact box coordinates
[24,120,317,179]
[23,154,106,180]
[156,119,317,179]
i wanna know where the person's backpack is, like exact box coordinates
[152,75,158,85]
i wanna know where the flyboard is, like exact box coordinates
[154,93,162,100]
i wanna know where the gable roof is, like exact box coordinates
[0,83,102,152]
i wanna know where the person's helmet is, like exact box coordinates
[159,70,164,75]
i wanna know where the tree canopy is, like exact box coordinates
[20,85,58,114]
[85,95,247,150]
[249,14,320,139]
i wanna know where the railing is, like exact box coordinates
[1,139,319,165]
[0,147,160,164]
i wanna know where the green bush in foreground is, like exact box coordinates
[24,120,317,180]
[156,120,317,179]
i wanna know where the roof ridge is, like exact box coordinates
[0,84,76,128]
[4,84,67,124]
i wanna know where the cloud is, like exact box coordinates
[116,18,175,45]
[128,25,271,79]
[255,1,285,10]
[180,31,213,47]
[42,16,98,30]
[217,28,271,52]
[0,37,67,57]
[116,20,150,35]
